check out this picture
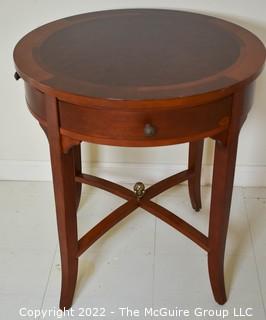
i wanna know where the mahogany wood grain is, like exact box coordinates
[208,90,244,304]
[143,170,193,200]
[140,199,209,251]
[75,173,135,200]
[76,170,207,255]
[188,140,204,211]
[14,8,266,309]
[45,95,79,309]
[14,9,265,108]
[58,98,231,147]
[74,145,82,210]
[78,199,139,256]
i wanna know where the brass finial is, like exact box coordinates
[133,181,145,199]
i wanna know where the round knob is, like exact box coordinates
[14,72,21,81]
[133,181,145,199]
[144,123,156,137]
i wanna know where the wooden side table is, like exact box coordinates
[14,9,265,309]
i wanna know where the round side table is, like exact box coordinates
[13,9,265,309]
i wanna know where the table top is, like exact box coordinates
[14,9,265,107]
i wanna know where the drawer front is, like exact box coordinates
[59,97,232,146]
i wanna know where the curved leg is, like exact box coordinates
[74,144,82,209]
[208,135,239,304]
[188,140,204,211]
[208,91,243,305]
[55,148,78,310]
[46,96,78,310]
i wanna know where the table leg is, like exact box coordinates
[46,96,78,310]
[74,144,82,209]
[188,140,204,211]
[208,135,239,304]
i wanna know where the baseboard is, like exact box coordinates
[0,160,265,187]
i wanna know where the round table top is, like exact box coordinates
[14,9,265,107]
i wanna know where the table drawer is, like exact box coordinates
[59,97,232,146]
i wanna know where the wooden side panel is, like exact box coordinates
[240,82,255,127]
[25,82,46,122]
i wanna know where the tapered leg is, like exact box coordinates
[188,140,204,211]
[207,90,244,305]
[208,136,239,304]
[74,144,82,209]
[46,96,78,310]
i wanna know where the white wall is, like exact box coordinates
[0,0,266,185]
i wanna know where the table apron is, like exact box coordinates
[24,82,255,147]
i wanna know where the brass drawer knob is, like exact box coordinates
[144,123,156,137]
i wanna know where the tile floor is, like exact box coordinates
[0,181,265,319]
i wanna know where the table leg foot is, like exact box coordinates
[59,257,78,310]
[208,252,227,304]
[188,140,204,212]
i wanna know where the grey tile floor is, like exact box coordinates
[0,181,266,319]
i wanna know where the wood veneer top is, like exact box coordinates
[14,9,265,106]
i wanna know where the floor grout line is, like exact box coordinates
[37,246,58,320]
[151,217,157,309]
[243,196,266,200]
[241,186,266,200]
[241,187,266,320]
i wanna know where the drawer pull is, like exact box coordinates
[14,72,21,80]
[144,123,156,137]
